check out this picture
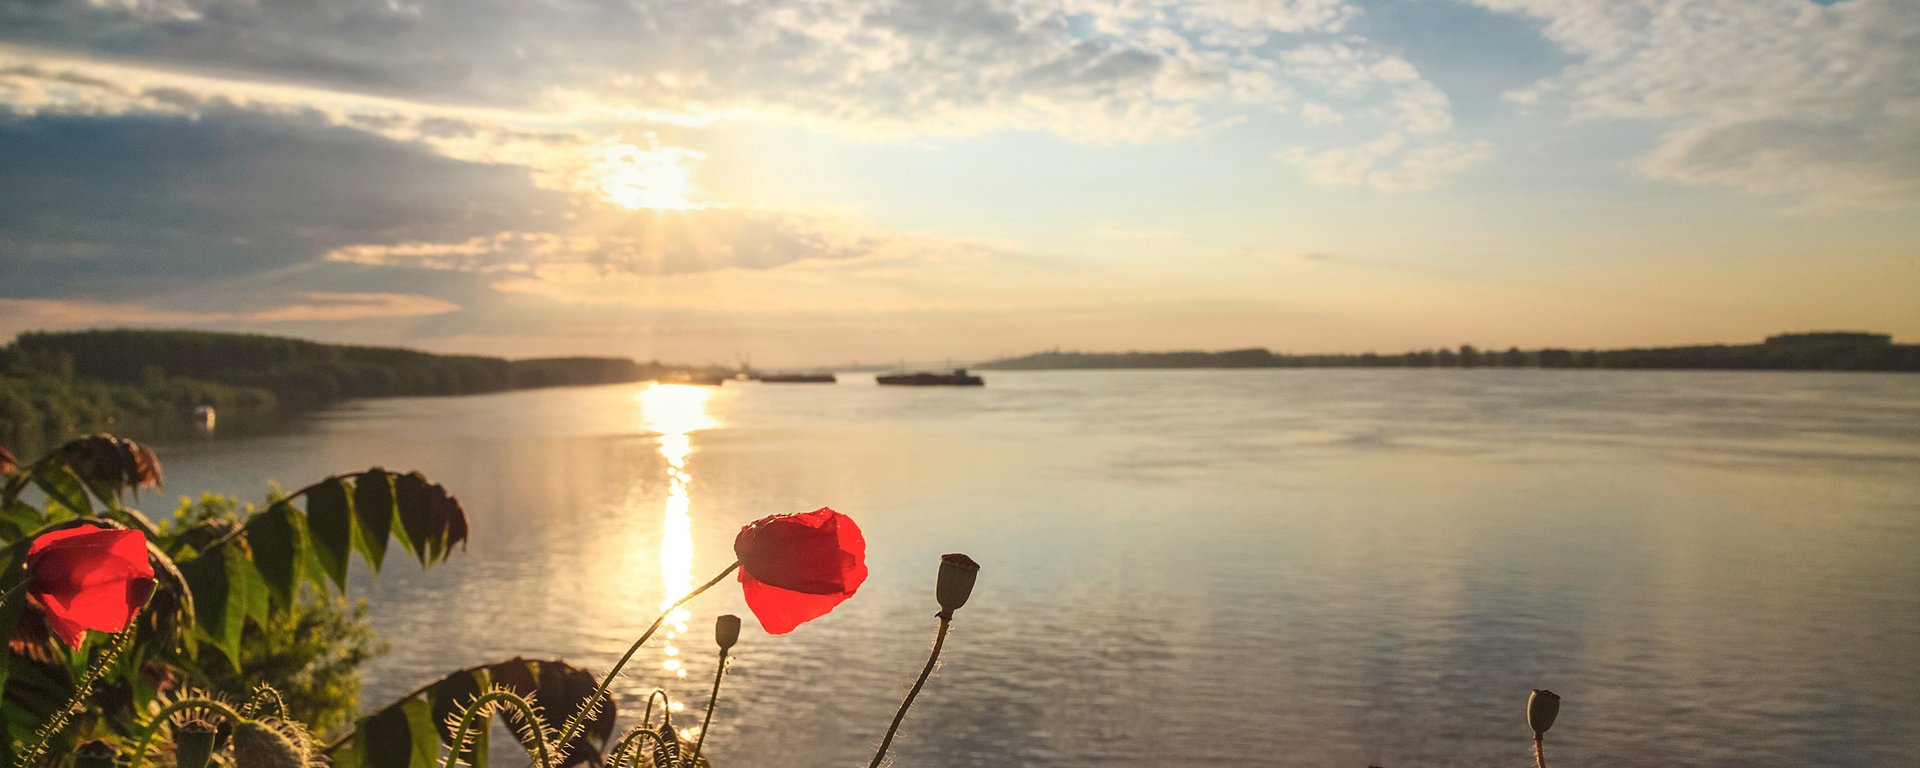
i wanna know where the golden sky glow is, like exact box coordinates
[0,2,1916,364]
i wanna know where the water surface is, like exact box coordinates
[148,370,1920,767]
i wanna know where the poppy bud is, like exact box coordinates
[232,719,312,768]
[73,740,117,768]
[936,553,980,616]
[174,719,218,768]
[650,721,682,768]
[715,614,741,651]
[1528,689,1561,735]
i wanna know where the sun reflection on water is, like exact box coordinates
[639,383,718,677]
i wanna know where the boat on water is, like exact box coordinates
[876,368,984,386]
[193,405,216,433]
[760,373,837,383]
[662,373,728,386]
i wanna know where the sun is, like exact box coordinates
[589,139,708,210]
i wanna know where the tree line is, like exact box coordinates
[978,332,1920,372]
[0,329,664,449]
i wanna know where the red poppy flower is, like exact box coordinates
[733,507,867,634]
[24,526,156,646]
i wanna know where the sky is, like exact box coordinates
[0,0,1916,366]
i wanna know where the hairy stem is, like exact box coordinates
[607,726,670,768]
[639,689,672,729]
[1533,734,1547,768]
[551,561,741,757]
[128,698,245,768]
[16,615,142,768]
[441,690,554,768]
[867,613,952,768]
[689,649,729,766]
[241,683,289,720]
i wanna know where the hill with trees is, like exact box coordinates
[0,329,670,449]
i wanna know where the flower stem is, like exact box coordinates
[689,649,728,766]
[17,617,141,768]
[867,612,951,768]
[1533,734,1548,768]
[551,560,741,758]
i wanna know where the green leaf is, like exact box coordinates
[388,473,424,561]
[179,543,269,662]
[306,478,354,590]
[360,696,438,768]
[327,737,363,768]
[0,500,43,540]
[427,668,486,734]
[391,472,453,564]
[245,501,306,609]
[352,470,394,572]
[32,466,92,517]
[102,506,162,539]
[326,659,615,768]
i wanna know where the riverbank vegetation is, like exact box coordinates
[0,329,693,450]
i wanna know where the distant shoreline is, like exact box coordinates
[976,332,1920,373]
[0,328,735,451]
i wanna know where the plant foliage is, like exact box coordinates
[0,435,474,764]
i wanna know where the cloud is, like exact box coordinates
[1367,139,1496,192]
[0,109,548,299]
[1273,42,1485,191]
[246,292,461,322]
[1282,132,1492,192]
[0,291,458,337]
[1,1,1496,192]
[0,1,1451,149]
[0,103,966,334]
[1471,0,1920,210]
[0,51,600,183]
[324,209,903,277]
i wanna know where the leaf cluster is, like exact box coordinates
[0,435,469,764]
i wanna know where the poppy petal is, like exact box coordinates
[741,576,853,635]
[27,525,115,555]
[733,507,867,633]
[34,593,90,647]
[734,507,867,594]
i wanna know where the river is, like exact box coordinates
[146,369,1920,767]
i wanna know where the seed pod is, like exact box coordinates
[1527,689,1561,735]
[715,614,741,652]
[936,553,980,616]
[73,740,118,768]
[174,719,219,768]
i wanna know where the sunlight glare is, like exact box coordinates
[591,139,707,211]
[639,383,718,676]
